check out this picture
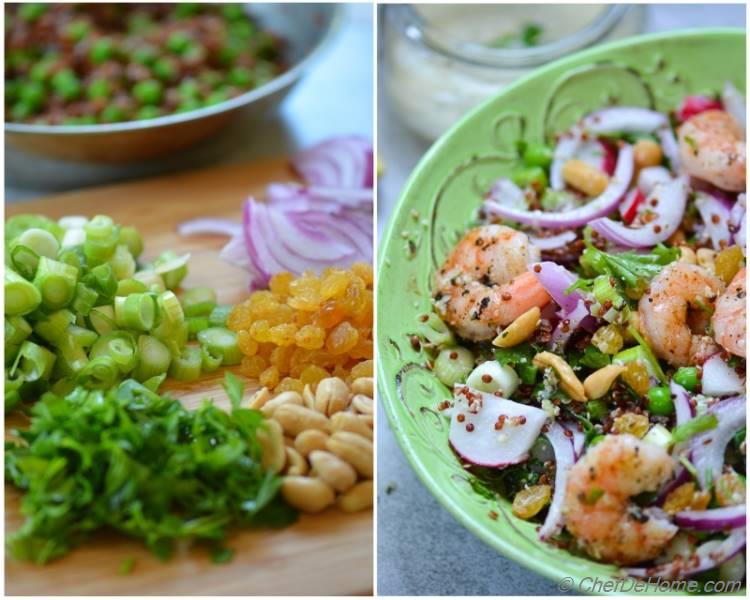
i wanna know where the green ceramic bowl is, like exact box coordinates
[378,29,745,594]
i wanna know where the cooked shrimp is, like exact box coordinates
[678,110,746,191]
[433,225,551,341]
[562,434,677,566]
[712,267,746,357]
[638,262,725,366]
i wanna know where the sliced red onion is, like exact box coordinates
[656,128,681,173]
[582,107,670,134]
[218,233,251,269]
[701,354,745,396]
[562,422,585,459]
[550,133,580,190]
[486,145,633,228]
[538,422,576,540]
[291,135,373,189]
[695,191,732,250]
[677,95,724,123]
[589,177,688,248]
[730,193,746,252]
[637,166,672,197]
[625,528,746,580]
[722,81,746,131]
[675,505,746,531]
[550,300,591,351]
[528,231,577,250]
[448,386,547,467]
[670,381,695,427]
[691,395,746,489]
[529,262,586,313]
[486,178,527,210]
[177,218,242,237]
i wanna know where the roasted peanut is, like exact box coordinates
[273,404,331,437]
[309,450,357,492]
[633,139,663,170]
[351,377,373,398]
[331,411,373,440]
[315,377,351,416]
[697,248,717,273]
[679,246,697,265]
[336,480,373,512]
[351,394,373,415]
[533,351,586,402]
[302,384,316,409]
[257,419,285,474]
[583,364,626,400]
[248,387,272,410]
[562,159,609,197]
[281,476,335,513]
[493,306,540,348]
[285,446,309,476]
[294,429,330,457]
[261,391,304,416]
[326,431,373,478]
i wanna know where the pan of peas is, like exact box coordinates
[5,3,342,162]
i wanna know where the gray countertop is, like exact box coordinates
[376,4,745,595]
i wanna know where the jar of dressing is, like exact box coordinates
[383,4,646,140]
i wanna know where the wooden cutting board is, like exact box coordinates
[4,158,373,596]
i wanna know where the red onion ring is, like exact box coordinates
[695,191,733,250]
[675,505,746,531]
[528,231,577,250]
[291,135,373,189]
[701,354,745,396]
[691,395,746,489]
[722,81,746,131]
[538,422,576,540]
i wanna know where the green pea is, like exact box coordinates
[647,386,674,416]
[65,20,91,43]
[673,367,699,392]
[198,70,223,88]
[11,101,34,121]
[174,3,200,18]
[18,3,47,22]
[588,398,609,421]
[19,81,46,111]
[29,57,56,82]
[178,80,200,98]
[90,38,116,64]
[523,142,554,169]
[78,115,97,125]
[133,46,158,66]
[222,4,246,21]
[87,79,112,100]
[135,105,161,120]
[229,20,254,40]
[128,13,154,35]
[511,165,549,192]
[217,44,240,66]
[166,31,192,55]
[51,69,82,101]
[152,58,177,82]
[100,104,125,123]
[204,89,229,106]
[175,97,202,113]
[132,79,163,105]
[5,80,20,103]
[228,66,253,87]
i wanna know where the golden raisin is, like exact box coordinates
[663,482,711,513]
[620,361,650,396]
[592,324,624,355]
[715,470,746,507]
[300,364,330,386]
[326,321,359,355]
[269,272,294,296]
[612,412,649,438]
[715,245,743,284]
[351,262,373,286]
[317,300,346,329]
[269,323,298,346]
[240,355,267,378]
[259,366,280,389]
[249,320,272,343]
[237,330,259,356]
[320,270,351,299]
[295,324,326,350]
[350,359,374,379]
[512,485,552,520]
[276,377,305,394]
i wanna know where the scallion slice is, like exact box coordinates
[5,269,42,316]
[116,278,149,296]
[169,345,202,381]
[90,332,138,374]
[133,335,172,382]
[89,305,117,336]
[17,228,60,259]
[208,305,232,327]
[153,251,189,290]
[197,327,242,366]
[10,245,40,280]
[82,263,118,304]
[33,257,79,310]
[76,356,120,389]
[200,344,223,372]
[118,226,143,258]
[133,270,166,293]
[72,283,98,316]
[114,293,156,331]
[10,341,56,382]
[68,325,98,350]
[6,316,32,347]
[57,246,86,270]
[187,316,210,338]
[34,309,76,344]
[181,287,217,318]
[109,245,136,280]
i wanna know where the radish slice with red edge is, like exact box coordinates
[675,505,746,531]
[701,354,745,396]
[625,528,746,580]
[538,422,576,540]
[589,176,688,248]
[485,144,633,228]
[448,386,547,468]
[691,395,746,489]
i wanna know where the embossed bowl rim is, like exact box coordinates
[378,28,745,594]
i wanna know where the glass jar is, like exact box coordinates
[383,4,646,140]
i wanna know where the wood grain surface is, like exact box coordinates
[5,158,373,596]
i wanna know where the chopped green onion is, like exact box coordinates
[118,226,143,258]
[84,233,118,266]
[169,345,202,381]
[76,356,120,389]
[90,332,137,373]
[72,283,98,316]
[5,268,42,316]
[208,305,232,327]
[84,215,115,240]
[68,325,98,349]
[33,257,79,310]
[10,341,56,382]
[109,245,136,280]
[197,327,242,366]
[56,336,89,374]
[10,245,40,279]
[116,278,149,296]
[416,312,455,348]
[200,345,222,372]
[181,287,217,317]
[5,372,24,411]
[61,228,86,248]
[158,291,185,324]
[133,270,166,292]
[132,335,171,382]
[153,251,189,290]
[114,293,156,331]
[16,228,59,259]
[57,246,85,270]
[672,413,719,444]
[88,305,117,335]
[187,316,210,338]
[83,263,118,303]
[34,309,75,344]
[591,275,625,309]
[6,316,32,347]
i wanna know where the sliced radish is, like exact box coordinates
[701,354,745,396]
[449,386,547,467]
